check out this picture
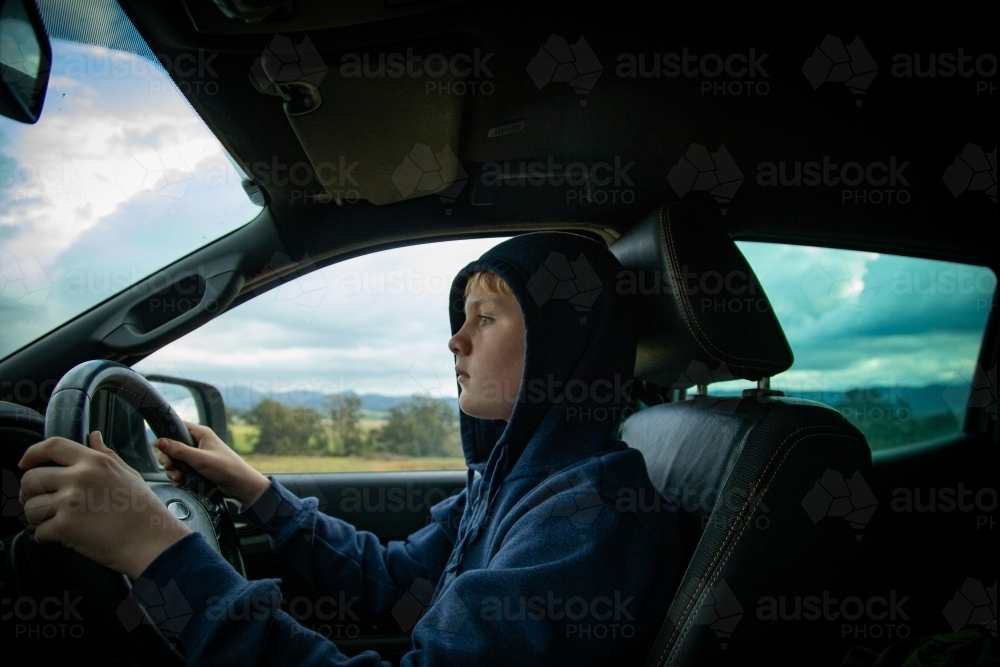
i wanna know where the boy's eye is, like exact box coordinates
[479,315,493,326]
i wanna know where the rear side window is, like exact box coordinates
[720,243,995,452]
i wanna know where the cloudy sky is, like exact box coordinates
[135,238,508,402]
[139,238,995,401]
[0,38,261,359]
[1,37,994,402]
[730,242,994,394]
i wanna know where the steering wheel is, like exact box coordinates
[8,360,246,666]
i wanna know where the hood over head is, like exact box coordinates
[448,232,637,486]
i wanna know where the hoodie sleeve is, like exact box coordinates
[236,477,464,618]
[138,476,668,667]
[138,532,391,667]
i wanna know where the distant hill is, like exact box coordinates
[218,383,969,420]
[713,383,970,417]
[221,387,460,415]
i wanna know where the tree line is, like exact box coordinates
[833,388,959,451]
[230,394,462,457]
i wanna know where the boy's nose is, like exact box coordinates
[448,331,470,356]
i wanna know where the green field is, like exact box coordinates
[241,454,467,473]
[228,424,260,454]
[227,423,466,473]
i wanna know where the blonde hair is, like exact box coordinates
[464,270,513,299]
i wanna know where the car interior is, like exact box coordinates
[0,2,995,666]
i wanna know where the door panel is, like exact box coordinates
[232,471,467,663]
[865,433,996,643]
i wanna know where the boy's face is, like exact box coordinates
[449,283,525,422]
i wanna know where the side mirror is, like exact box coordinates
[0,0,51,124]
[145,375,231,446]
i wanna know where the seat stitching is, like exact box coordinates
[654,426,865,667]
[654,424,832,665]
[666,430,867,665]
[101,383,151,408]
[656,206,723,370]
[661,428,866,666]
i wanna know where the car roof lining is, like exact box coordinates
[99,1,993,271]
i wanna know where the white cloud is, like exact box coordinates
[0,39,260,358]
[1,42,221,263]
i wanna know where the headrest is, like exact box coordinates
[610,202,793,389]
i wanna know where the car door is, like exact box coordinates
[117,236,510,660]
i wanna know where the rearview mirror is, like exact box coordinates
[0,0,51,124]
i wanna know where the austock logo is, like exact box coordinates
[801,469,878,540]
[0,22,48,97]
[391,578,468,635]
[336,48,494,96]
[800,251,878,313]
[756,156,911,205]
[527,469,605,537]
[0,253,51,308]
[480,590,636,639]
[3,591,85,639]
[671,577,744,650]
[475,156,636,206]
[802,35,879,106]
[667,143,744,214]
[282,592,360,640]
[615,48,770,97]
[891,49,996,95]
[392,143,468,214]
[942,143,997,204]
[1,469,27,528]
[392,577,435,632]
[942,578,997,636]
[116,577,192,638]
[250,35,327,115]
[526,35,603,106]
[526,251,603,324]
[890,483,996,530]
[941,364,997,422]
[674,361,734,393]
[247,155,361,204]
[758,590,912,641]
[250,252,329,311]
[115,146,195,213]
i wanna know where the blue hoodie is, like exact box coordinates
[139,232,681,666]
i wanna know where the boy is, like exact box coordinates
[19,232,680,665]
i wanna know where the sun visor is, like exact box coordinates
[251,37,466,206]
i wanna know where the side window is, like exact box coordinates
[135,238,508,473]
[721,243,995,452]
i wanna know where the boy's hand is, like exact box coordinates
[18,431,191,580]
[155,422,270,507]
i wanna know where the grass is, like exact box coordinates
[227,423,465,473]
[229,424,259,454]
[240,454,467,473]
[229,422,387,454]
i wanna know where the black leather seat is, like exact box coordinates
[611,203,875,666]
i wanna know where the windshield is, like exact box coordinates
[0,2,262,360]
